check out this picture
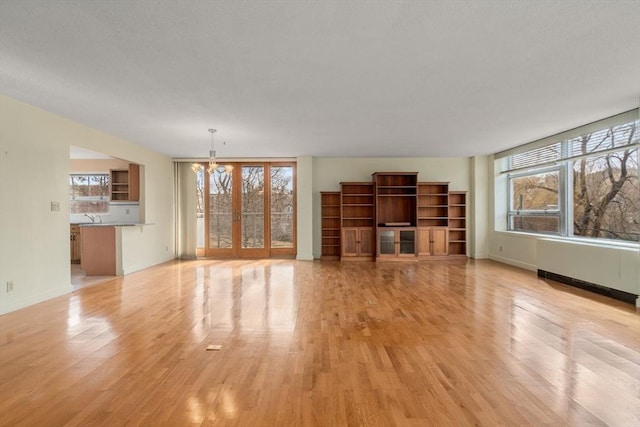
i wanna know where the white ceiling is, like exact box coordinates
[1,1,639,159]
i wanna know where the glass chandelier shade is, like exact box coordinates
[192,129,233,174]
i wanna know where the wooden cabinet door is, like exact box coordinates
[417,227,448,256]
[358,227,374,256]
[432,227,449,256]
[417,228,432,256]
[342,228,359,257]
[342,227,373,258]
[70,225,81,264]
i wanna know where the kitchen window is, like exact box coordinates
[69,174,110,213]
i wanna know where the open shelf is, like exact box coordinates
[321,191,343,260]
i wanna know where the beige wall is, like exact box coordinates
[0,95,175,314]
[296,156,314,260]
[70,158,129,172]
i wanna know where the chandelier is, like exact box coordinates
[191,129,233,174]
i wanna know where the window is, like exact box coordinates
[509,168,561,234]
[69,174,110,213]
[498,110,639,242]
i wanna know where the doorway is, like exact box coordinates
[197,162,296,258]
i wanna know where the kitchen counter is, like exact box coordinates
[78,223,155,276]
[78,222,146,227]
[80,226,117,276]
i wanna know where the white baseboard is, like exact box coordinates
[0,285,72,315]
[489,254,537,272]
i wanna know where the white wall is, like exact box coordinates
[311,157,471,259]
[0,95,175,314]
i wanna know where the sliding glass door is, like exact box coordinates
[197,162,295,258]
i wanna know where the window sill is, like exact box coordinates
[494,230,639,250]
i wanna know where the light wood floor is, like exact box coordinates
[70,264,114,291]
[1,259,638,426]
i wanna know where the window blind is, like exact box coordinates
[498,109,639,173]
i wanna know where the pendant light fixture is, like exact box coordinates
[192,129,233,174]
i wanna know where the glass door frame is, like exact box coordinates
[198,161,296,259]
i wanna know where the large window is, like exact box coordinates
[69,174,110,213]
[499,111,639,242]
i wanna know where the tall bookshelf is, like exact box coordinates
[320,192,341,260]
[448,191,467,257]
[416,182,449,258]
[340,182,375,259]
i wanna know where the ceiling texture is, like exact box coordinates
[1,1,639,159]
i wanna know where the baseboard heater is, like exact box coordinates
[537,269,638,305]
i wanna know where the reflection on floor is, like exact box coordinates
[70,264,114,291]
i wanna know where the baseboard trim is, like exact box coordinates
[489,255,537,272]
[537,269,638,305]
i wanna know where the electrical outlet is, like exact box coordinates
[499,245,503,252]
[126,208,130,215]
[50,201,60,212]
[6,281,14,292]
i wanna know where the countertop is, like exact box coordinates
[74,223,150,227]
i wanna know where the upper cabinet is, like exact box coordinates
[110,163,139,202]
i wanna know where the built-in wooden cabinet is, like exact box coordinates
[373,172,417,259]
[417,227,449,257]
[417,182,449,228]
[378,228,416,258]
[321,191,341,260]
[374,172,417,227]
[448,191,467,257]
[323,174,466,261]
[110,163,140,202]
[342,227,374,258]
[70,224,81,264]
[416,182,450,258]
[340,182,375,260]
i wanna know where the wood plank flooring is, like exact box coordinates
[1,259,639,426]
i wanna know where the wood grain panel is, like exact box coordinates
[80,226,116,276]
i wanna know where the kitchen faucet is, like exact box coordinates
[84,214,101,223]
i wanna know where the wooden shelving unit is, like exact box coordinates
[340,182,375,260]
[109,164,140,202]
[373,172,417,260]
[110,169,130,201]
[321,174,467,262]
[448,191,467,257]
[417,182,449,227]
[320,191,341,260]
[416,182,450,258]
